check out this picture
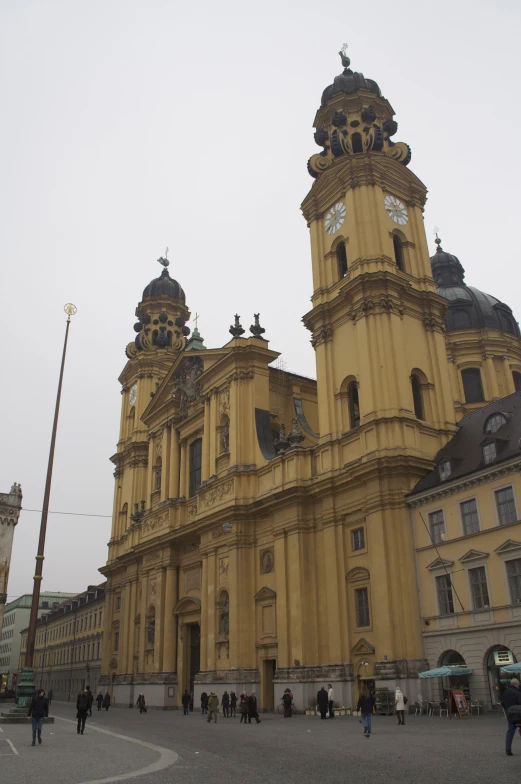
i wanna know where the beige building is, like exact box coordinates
[0,483,22,634]
[20,584,106,700]
[409,395,521,707]
[99,50,521,710]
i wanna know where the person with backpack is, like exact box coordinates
[502,678,521,756]
[395,686,407,725]
[27,689,49,746]
[76,690,90,734]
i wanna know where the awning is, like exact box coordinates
[499,663,521,673]
[418,666,473,679]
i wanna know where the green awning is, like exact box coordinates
[418,666,473,679]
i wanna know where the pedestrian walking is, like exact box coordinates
[207,692,219,723]
[282,688,293,718]
[103,692,111,711]
[357,685,375,738]
[239,692,249,724]
[47,689,53,706]
[96,692,103,711]
[221,690,230,718]
[27,689,48,746]
[182,690,190,716]
[230,691,237,717]
[328,683,335,718]
[77,689,89,735]
[317,686,329,720]
[86,685,93,717]
[136,693,147,714]
[248,692,261,724]
[201,691,208,715]
[395,687,406,725]
[502,678,521,756]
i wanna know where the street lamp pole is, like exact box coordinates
[17,304,77,708]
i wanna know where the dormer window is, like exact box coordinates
[485,413,508,434]
[439,460,451,481]
[482,442,497,464]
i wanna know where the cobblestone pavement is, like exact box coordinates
[1,702,521,784]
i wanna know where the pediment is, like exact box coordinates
[352,637,375,655]
[495,539,521,555]
[174,596,201,615]
[346,567,370,584]
[254,587,277,602]
[459,549,489,563]
[427,557,454,571]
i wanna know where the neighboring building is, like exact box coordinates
[19,583,106,700]
[0,483,22,635]
[99,50,521,710]
[408,394,521,708]
[0,591,74,692]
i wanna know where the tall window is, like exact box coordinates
[460,499,480,535]
[513,372,521,392]
[336,242,348,279]
[482,442,496,464]
[347,382,360,429]
[393,235,404,271]
[506,559,521,604]
[461,368,484,403]
[469,566,490,609]
[436,574,455,615]
[411,374,424,419]
[355,588,370,627]
[496,486,517,525]
[352,528,365,552]
[113,632,119,653]
[429,510,446,544]
[189,438,202,497]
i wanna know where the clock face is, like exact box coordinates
[384,195,408,225]
[324,202,346,235]
[129,384,137,406]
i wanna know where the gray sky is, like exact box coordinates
[1,0,520,600]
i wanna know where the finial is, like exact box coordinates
[339,43,350,71]
[433,227,443,252]
[229,314,245,338]
[249,313,266,339]
[64,303,77,323]
[194,312,200,330]
[157,251,169,268]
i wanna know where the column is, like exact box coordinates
[179,440,187,498]
[484,354,500,399]
[138,573,149,673]
[209,393,217,475]
[146,437,155,501]
[101,590,115,676]
[125,581,136,675]
[274,534,289,666]
[162,566,178,673]
[153,569,165,673]
[202,399,211,482]
[169,429,180,498]
[161,426,171,502]
[206,551,217,672]
[322,522,342,663]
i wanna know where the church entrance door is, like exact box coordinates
[189,624,200,699]
[261,659,276,711]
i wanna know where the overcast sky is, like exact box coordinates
[1,0,520,601]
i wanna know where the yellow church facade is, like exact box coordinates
[100,50,521,709]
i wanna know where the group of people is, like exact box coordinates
[199,690,261,724]
[26,686,112,745]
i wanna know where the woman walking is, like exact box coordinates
[230,691,237,717]
[357,686,375,738]
[395,687,406,725]
[136,693,147,714]
[239,692,249,724]
[103,692,111,711]
[248,692,261,724]
[221,691,230,718]
[96,692,103,711]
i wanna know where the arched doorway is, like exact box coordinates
[439,650,470,701]
[486,646,518,707]
[174,596,201,702]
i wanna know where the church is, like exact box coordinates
[99,50,521,710]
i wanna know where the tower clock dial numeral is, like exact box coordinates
[129,384,137,406]
[324,202,346,235]
[384,195,408,225]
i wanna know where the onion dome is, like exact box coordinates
[321,49,381,107]
[142,266,185,302]
[431,237,520,336]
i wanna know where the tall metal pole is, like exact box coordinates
[24,304,77,671]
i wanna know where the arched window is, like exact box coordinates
[352,133,363,153]
[218,591,229,637]
[347,382,360,429]
[154,457,162,491]
[336,242,348,279]
[411,374,424,420]
[393,234,404,271]
[462,368,484,404]
[513,371,521,392]
[189,438,202,497]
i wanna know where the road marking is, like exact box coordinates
[0,738,19,755]
[53,715,179,784]
[0,726,4,732]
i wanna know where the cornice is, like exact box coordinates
[408,457,521,507]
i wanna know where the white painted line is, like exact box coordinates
[53,715,178,784]
[0,738,19,755]
[0,726,4,732]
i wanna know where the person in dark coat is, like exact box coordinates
[282,688,293,718]
[77,690,89,734]
[239,692,249,724]
[201,691,208,714]
[47,689,53,706]
[248,692,261,724]
[182,690,190,716]
[502,678,521,756]
[96,692,103,711]
[103,692,111,711]
[86,686,93,716]
[230,691,237,717]
[357,686,375,737]
[317,686,329,719]
[136,693,146,714]
[221,690,230,718]
[27,689,48,746]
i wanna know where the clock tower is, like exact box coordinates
[303,49,456,462]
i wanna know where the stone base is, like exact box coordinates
[106,672,178,709]
[194,669,260,710]
[274,665,354,712]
